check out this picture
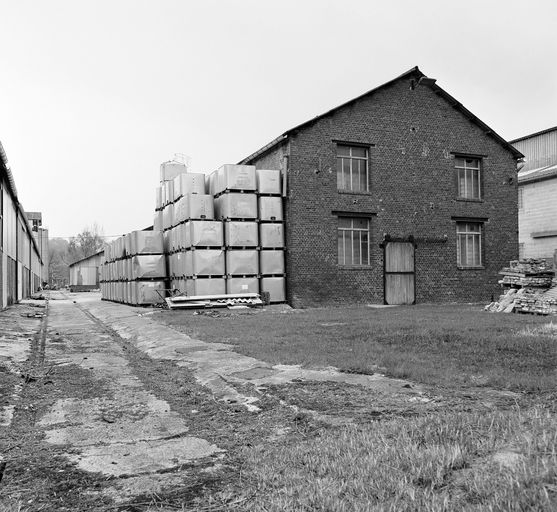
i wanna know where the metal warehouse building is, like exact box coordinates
[69,251,103,292]
[1,141,45,308]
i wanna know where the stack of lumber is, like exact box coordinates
[498,259,554,287]
[486,258,556,315]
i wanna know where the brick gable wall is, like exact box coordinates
[248,76,518,307]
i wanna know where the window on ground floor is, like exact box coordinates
[456,222,482,267]
[338,217,370,266]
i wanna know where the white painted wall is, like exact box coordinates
[519,177,557,259]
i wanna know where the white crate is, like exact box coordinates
[259,196,283,221]
[184,249,225,276]
[163,203,174,230]
[215,164,256,194]
[226,277,259,295]
[185,278,226,296]
[164,180,174,205]
[260,276,286,303]
[215,193,258,219]
[154,210,164,232]
[208,170,218,195]
[155,186,163,210]
[173,172,207,197]
[259,223,285,248]
[226,250,259,276]
[174,194,215,223]
[260,250,285,275]
[256,169,281,195]
[132,255,166,279]
[131,230,164,255]
[184,220,223,248]
[134,280,166,305]
[171,252,187,278]
[224,221,258,247]
[160,161,187,183]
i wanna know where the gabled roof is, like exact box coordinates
[240,66,523,163]
[68,250,105,267]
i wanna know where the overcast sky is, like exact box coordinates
[1,0,556,239]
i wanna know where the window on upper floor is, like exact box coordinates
[337,145,369,192]
[518,187,524,209]
[338,217,370,266]
[456,221,482,268]
[455,156,481,200]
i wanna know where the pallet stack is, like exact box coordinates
[486,258,557,314]
[100,230,166,305]
[102,161,287,307]
[159,162,226,296]
[210,165,286,303]
[212,165,260,296]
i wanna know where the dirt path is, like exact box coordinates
[1,293,522,511]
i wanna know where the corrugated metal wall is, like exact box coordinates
[1,175,44,308]
[514,130,557,171]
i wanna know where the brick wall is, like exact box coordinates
[249,74,518,307]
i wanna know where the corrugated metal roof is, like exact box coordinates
[69,250,105,267]
[518,163,557,184]
[240,66,523,164]
[510,126,557,144]
[0,140,18,197]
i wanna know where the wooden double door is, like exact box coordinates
[384,241,415,305]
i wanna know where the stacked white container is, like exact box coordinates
[256,169,286,303]
[211,165,260,295]
[100,230,166,305]
[162,167,226,296]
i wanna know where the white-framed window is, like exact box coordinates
[518,187,524,209]
[338,217,370,266]
[456,222,482,267]
[455,156,481,200]
[337,145,369,192]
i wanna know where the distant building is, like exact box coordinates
[511,127,557,262]
[240,66,523,306]
[1,141,45,308]
[26,211,49,285]
[69,251,104,292]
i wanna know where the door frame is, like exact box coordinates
[380,235,417,305]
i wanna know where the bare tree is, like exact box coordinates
[68,224,105,264]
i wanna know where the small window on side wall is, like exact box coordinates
[338,217,370,266]
[456,222,482,268]
[455,156,481,200]
[337,145,369,192]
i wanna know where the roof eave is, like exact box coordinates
[428,84,524,160]
[510,126,557,144]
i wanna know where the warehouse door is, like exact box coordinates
[384,241,415,305]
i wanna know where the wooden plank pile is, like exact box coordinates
[485,258,557,315]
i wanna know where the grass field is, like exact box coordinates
[158,304,557,510]
[161,304,557,392]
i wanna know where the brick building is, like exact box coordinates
[240,67,523,307]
